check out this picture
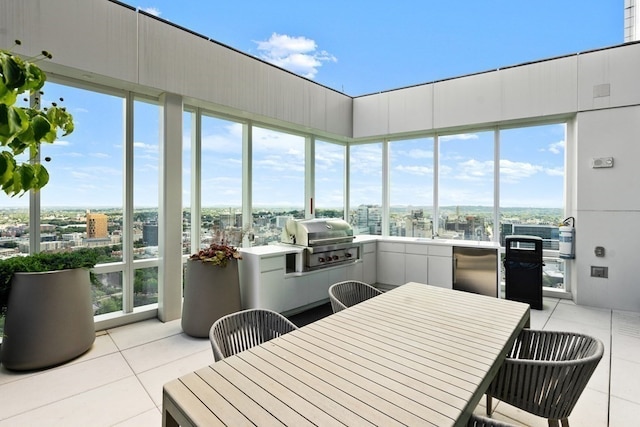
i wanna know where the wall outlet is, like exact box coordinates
[591,266,608,278]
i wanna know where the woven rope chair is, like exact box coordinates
[486,329,604,427]
[328,280,382,313]
[467,414,517,427]
[209,308,298,361]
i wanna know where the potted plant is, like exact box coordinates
[181,230,244,338]
[1,40,74,196]
[0,248,99,370]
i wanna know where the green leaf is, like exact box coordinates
[33,163,49,189]
[19,162,35,190]
[0,151,16,186]
[0,52,26,90]
[31,114,52,142]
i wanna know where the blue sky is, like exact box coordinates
[4,1,624,209]
[134,0,622,95]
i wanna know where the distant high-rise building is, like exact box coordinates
[86,213,108,238]
[143,223,159,246]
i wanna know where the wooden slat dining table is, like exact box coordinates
[163,282,530,427]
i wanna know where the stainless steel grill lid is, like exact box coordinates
[281,218,354,247]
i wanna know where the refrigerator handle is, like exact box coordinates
[452,256,457,286]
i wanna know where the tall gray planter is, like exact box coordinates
[182,258,241,338]
[1,268,95,371]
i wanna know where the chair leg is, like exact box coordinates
[561,418,570,427]
[548,419,560,427]
[486,395,493,415]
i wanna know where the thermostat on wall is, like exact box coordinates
[592,157,614,168]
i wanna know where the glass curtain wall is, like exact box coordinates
[314,140,345,219]
[389,138,434,237]
[252,126,305,245]
[349,143,383,235]
[500,123,566,289]
[438,131,495,240]
[38,83,126,315]
[132,98,159,307]
[200,115,243,247]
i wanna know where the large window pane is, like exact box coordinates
[315,140,344,219]
[500,123,566,289]
[133,99,159,307]
[252,126,305,245]
[350,143,382,235]
[39,83,124,314]
[389,138,434,237]
[438,132,494,240]
[200,116,243,247]
[133,99,159,261]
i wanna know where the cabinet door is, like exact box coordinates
[377,251,405,286]
[428,256,453,289]
[259,269,287,311]
[405,253,428,284]
[362,252,376,284]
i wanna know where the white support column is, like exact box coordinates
[158,92,183,322]
[433,135,440,234]
[242,122,253,247]
[493,129,500,244]
[381,140,390,236]
[305,136,315,218]
[190,109,202,255]
[29,91,41,254]
[344,144,350,222]
[123,93,134,313]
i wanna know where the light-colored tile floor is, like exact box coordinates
[0,298,638,426]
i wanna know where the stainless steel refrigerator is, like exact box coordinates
[452,246,498,297]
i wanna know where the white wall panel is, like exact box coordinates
[574,211,640,312]
[353,93,390,138]
[433,72,502,129]
[501,56,578,120]
[573,107,640,311]
[0,0,138,84]
[578,43,640,111]
[388,85,434,135]
[576,107,640,211]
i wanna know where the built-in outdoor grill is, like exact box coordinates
[281,218,360,271]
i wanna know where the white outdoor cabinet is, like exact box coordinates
[239,244,367,315]
[427,245,453,288]
[376,242,406,286]
[361,242,377,284]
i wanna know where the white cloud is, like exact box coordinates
[395,165,432,175]
[134,141,158,153]
[141,7,160,16]
[255,33,336,79]
[547,140,565,154]
[456,159,493,181]
[500,159,543,183]
[440,133,479,142]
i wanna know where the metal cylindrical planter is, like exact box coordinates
[1,268,96,371]
[181,259,241,338]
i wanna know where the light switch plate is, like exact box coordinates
[592,157,614,168]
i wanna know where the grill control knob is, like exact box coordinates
[332,255,339,261]
[345,252,352,258]
[318,257,325,262]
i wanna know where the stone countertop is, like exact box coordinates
[239,235,499,256]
